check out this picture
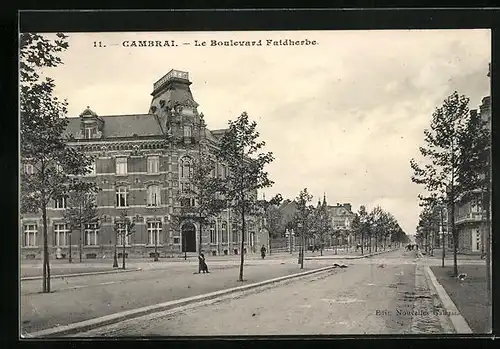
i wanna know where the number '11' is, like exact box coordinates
[93,41,104,48]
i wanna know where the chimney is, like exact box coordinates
[343,203,352,212]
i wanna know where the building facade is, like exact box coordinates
[453,96,491,254]
[20,69,267,260]
[327,202,355,246]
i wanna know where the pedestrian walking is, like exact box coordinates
[260,245,267,259]
[199,252,209,273]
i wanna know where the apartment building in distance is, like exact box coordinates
[20,69,267,260]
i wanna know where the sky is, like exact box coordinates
[38,30,490,235]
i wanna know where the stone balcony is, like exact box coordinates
[455,211,485,225]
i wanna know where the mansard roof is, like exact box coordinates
[64,113,164,139]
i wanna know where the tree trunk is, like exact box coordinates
[239,206,245,281]
[361,232,364,255]
[42,204,51,293]
[451,199,458,277]
[198,214,203,274]
[122,238,126,270]
[300,224,304,269]
[441,207,445,268]
[79,220,83,263]
[69,232,72,263]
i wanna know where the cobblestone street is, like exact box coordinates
[74,250,454,336]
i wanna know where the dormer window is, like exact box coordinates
[183,125,192,138]
[84,126,95,139]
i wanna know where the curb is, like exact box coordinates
[21,268,143,281]
[424,266,473,334]
[25,265,338,338]
[305,249,398,261]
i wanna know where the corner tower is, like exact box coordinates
[149,69,205,142]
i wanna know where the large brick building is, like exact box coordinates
[21,69,267,260]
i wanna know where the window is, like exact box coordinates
[54,223,69,247]
[148,221,162,245]
[116,223,130,245]
[147,185,161,207]
[221,222,228,243]
[54,196,67,209]
[232,222,239,243]
[84,127,94,139]
[24,224,37,246]
[210,222,216,244]
[84,223,99,246]
[86,160,96,176]
[181,182,191,194]
[116,186,128,207]
[55,164,63,173]
[24,163,34,175]
[471,202,481,213]
[173,237,180,244]
[116,157,128,175]
[183,125,192,137]
[210,161,216,177]
[180,157,191,178]
[147,156,160,174]
[180,197,196,207]
[218,164,226,179]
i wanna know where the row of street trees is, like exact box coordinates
[410,86,491,294]
[351,205,408,255]
[288,188,409,269]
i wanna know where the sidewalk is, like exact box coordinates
[21,261,333,334]
[430,265,491,333]
[20,253,297,278]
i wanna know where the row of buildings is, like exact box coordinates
[21,69,269,260]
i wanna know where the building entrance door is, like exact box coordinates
[182,223,196,252]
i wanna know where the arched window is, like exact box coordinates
[180,157,192,178]
[147,185,161,207]
[221,221,228,243]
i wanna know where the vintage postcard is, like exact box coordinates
[19,29,492,337]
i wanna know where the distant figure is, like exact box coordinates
[199,252,209,273]
[261,245,267,259]
[356,243,361,251]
